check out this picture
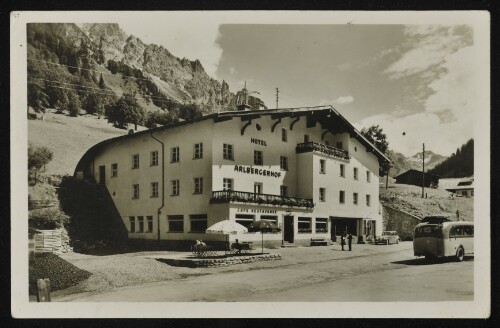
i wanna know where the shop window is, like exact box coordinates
[339,190,345,204]
[298,217,312,233]
[261,215,278,225]
[194,177,203,194]
[132,154,139,169]
[151,182,159,198]
[129,216,135,232]
[190,214,208,232]
[194,143,203,159]
[280,185,288,197]
[171,147,179,163]
[168,215,184,232]
[137,216,144,233]
[282,128,287,142]
[315,218,328,233]
[223,178,233,191]
[235,214,255,229]
[254,150,263,165]
[151,150,159,166]
[319,188,326,202]
[320,159,326,174]
[147,216,153,233]
[223,143,234,160]
[132,184,139,199]
[111,163,118,177]
[280,156,288,170]
[353,192,358,205]
[171,180,179,196]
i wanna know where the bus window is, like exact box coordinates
[463,226,474,236]
[414,225,442,238]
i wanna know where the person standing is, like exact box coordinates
[340,233,345,251]
[347,233,353,251]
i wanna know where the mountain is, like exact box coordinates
[406,150,446,171]
[27,23,266,115]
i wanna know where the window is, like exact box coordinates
[223,178,233,191]
[280,156,288,170]
[235,214,255,228]
[129,216,135,232]
[281,128,287,142]
[320,159,326,174]
[339,190,345,204]
[254,150,263,165]
[354,167,358,180]
[151,150,159,166]
[298,217,312,233]
[151,182,159,198]
[340,164,345,177]
[190,214,208,232]
[315,218,328,233]
[254,182,263,194]
[147,216,153,233]
[319,188,326,202]
[137,216,144,233]
[194,143,203,159]
[168,215,184,232]
[194,177,203,194]
[280,185,288,197]
[223,143,234,160]
[171,147,179,163]
[132,184,139,199]
[111,163,118,177]
[336,142,343,150]
[366,170,371,182]
[261,215,278,225]
[325,140,330,146]
[353,193,358,205]
[171,180,179,196]
[366,194,371,207]
[304,134,310,143]
[132,154,139,169]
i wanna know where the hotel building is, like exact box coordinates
[75,105,390,248]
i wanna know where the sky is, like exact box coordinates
[117,15,481,157]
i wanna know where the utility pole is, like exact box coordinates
[275,87,279,109]
[422,143,425,198]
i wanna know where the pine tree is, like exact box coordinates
[99,73,106,89]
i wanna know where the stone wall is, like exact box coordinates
[381,205,422,241]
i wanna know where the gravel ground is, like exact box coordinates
[54,243,406,298]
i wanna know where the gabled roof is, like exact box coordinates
[75,105,391,174]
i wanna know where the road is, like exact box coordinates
[55,242,473,302]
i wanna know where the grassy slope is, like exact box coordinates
[28,109,148,175]
[380,183,474,221]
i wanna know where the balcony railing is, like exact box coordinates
[296,142,350,160]
[210,190,314,209]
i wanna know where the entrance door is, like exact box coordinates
[283,215,294,243]
[98,165,105,185]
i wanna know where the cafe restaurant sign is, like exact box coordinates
[234,165,281,178]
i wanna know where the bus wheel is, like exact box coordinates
[456,247,464,262]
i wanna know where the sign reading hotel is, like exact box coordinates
[234,165,281,178]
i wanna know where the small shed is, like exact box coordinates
[394,169,440,188]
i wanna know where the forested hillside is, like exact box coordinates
[428,139,474,178]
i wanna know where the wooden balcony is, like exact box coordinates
[296,142,350,160]
[210,190,314,209]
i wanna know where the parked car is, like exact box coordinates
[375,231,400,245]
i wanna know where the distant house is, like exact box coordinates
[394,169,440,188]
[446,179,474,197]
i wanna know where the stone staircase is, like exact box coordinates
[281,241,298,248]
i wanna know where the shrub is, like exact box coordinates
[29,253,91,295]
[29,207,68,230]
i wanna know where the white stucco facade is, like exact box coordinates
[76,106,389,247]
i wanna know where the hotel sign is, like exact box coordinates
[234,165,281,178]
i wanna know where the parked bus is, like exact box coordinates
[413,220,474,262]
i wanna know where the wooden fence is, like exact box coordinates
[30,230,62,254]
